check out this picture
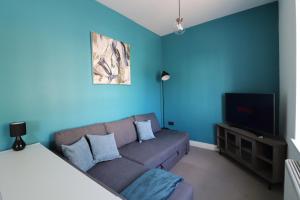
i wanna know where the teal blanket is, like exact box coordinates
[121,168,183,200]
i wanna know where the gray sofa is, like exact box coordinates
[54,113,193,200]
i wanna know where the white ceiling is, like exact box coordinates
[97,0,277,36]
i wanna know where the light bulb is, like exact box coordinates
[174,18,185,35]
[177,23,183,31]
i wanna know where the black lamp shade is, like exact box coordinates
[161,71,170,81]
[10,122,26,137]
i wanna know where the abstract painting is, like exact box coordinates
[91,32,131,85]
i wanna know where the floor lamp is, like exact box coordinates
[161,71,171,128]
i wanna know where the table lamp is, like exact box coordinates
[10,122,26,151]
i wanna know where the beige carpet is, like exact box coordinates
[171,146,283,200]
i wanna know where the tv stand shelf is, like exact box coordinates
[216,123,287,188]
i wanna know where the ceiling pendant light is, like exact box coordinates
[174,0,185,35]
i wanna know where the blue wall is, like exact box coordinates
[0,0,162,150]
[162,3,279,144]
[0,1,279,150]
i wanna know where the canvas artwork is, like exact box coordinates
[91,32,131,85]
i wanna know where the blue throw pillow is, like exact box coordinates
[61,137,95,172]
[87,133,121,163]
[134,120,155,142]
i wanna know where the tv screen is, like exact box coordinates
[225,93,275,136]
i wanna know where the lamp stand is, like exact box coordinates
[162,80,165,128]
[12,136,26,151]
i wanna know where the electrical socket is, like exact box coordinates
[168,121,175,126]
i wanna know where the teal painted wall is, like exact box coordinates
[0,0,162,150]
[162,3,279,144]
[0,1,279,150]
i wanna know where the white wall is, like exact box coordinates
[279,1,300,199]
[279,0,299,160]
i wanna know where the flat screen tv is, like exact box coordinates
[225,93,275,136]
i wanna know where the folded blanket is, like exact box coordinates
[121,168,183,200]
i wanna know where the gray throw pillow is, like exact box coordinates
[134,120,155,142]
[61,137,95,172]
[87,133,121,163]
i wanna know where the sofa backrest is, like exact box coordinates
[105,117,137,148]
[54,122,107,153]
[134,113,161,133]
[54,113,159,151]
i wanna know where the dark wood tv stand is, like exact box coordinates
[216,123,287,189]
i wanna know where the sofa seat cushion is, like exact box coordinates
[87,157,148,193]
[119,129,189,169]
[105,117,137,148]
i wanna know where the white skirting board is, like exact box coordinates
[190,140,219,151]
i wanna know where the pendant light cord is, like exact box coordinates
[179,0,181,19]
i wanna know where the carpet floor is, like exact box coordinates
[171,146,283,200]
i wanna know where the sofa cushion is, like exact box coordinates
[55,122,107,153]
[134,113,161,133]
[61,137,95,172]
[134,120,155,142]
[105,117,137,148]
[87,157,148,193]
[119,129,189,169]
[87,133,121,163]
